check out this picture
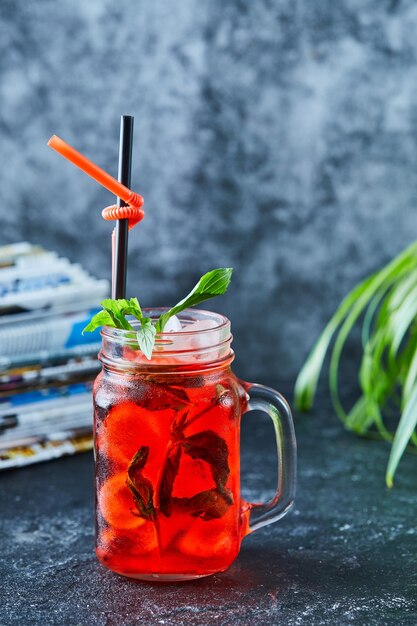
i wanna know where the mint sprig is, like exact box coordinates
[83,268,232,360]
[155,268,233,332]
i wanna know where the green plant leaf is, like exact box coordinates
[136,318,156,360]
[388,284,417,357]
[386,384,417,487]
[328,257,417,421]
[345,396,369,432]
[294,273,376,412]
[402,342,417,405]
[82,310,117,334]
[156,268,233,332]
[295,240,417,413]
[295,239,417,484]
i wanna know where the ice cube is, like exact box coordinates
[98,473,142,530]
[157,316,224,361]
[187,319,218,333]
[189,319,220,351]
[163,315,183,332]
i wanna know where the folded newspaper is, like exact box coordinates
[0,243,109,470]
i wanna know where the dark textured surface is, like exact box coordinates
[1,399,417,626]
[2,1,417,383]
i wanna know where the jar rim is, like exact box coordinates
[100,307,230,341]
[99,308,233,368]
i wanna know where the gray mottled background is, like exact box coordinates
[1,0,417,385]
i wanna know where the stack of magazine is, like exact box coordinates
[0,243,109,470]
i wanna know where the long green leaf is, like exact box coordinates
[328,249,417,420]
[386,384,417,487]
[294,274,375,411]
[402,340,417,404]
[295,239,417,484]
[388,284,417,356]
[345,396,369,432]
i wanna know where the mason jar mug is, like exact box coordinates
[93,309,296,581]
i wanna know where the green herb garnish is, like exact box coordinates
[155,267,233,333]
[83,267,232,360]
[294,240,417,487]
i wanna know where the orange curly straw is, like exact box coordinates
[47,135,144,229]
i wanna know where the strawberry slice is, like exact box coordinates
[96,401,173,469]
[98,473,144,530]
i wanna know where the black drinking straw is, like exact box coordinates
[112,115,134,299]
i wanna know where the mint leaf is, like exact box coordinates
[156,268,233,332]
[136,318,156,360]
[100,299,133,330]
[126,446,156,521]
[127,297,143,318]
[82,310,117,334]
[183,430,230,489]
[119,297,143,321]
[83,298,144,334]
[173,489,232,521]
[158,443,182,517]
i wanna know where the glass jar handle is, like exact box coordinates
[241,383,297,534]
